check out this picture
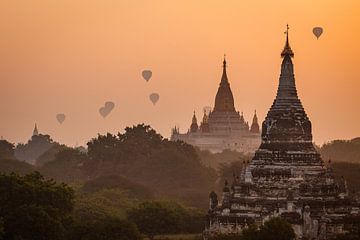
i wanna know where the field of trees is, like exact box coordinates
[1,125,360,239]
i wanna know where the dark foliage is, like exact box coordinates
[82,174,154,199]
[0,140,15,160]
[0,172,74,240]
[36,143,69,166]
[257,217,295,240]
[127,201,205,239]
[197,149,252,170]
[332,162,360,193]
[68,215,141,240]
[39,148,86,182]
[15,134,55,164]
[85,124,216,208]
[320,138,360,163]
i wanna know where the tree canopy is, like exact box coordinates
[0,172,74,240]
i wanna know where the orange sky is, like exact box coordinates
[0,0,359,146]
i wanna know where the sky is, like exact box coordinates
[0,0,359,147]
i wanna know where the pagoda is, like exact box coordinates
[205,26,360,240]
[171,57,260,153]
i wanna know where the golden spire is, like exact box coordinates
[281,24,294,58]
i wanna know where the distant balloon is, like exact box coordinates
[312,27,323,39]
[142,70,152,82]
[56,114,66,124]
[149,93,159,105]
[99,101,115,118]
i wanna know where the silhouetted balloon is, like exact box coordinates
[56,114,66,124]
[312,27,323,39]
[149,93,159,105]
[142,70,152,82]
[99,101,115,118]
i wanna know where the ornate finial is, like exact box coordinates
[223,54,227,67]
[281,24,294,58]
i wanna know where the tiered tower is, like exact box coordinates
[206,26,359,240]
[208,57,249,133]
[171,56,260,153]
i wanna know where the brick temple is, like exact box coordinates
[205,26,360,240]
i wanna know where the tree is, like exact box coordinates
[40,148,86,182]
[127,201,181,239]
[258,217,295,240]
[242,224,260,240]
[0,172,74,240]
[68,216,141,240]
[0,140,15,160]
[35,143,68,166]
[15,134,55,164]
[84,124,216,208]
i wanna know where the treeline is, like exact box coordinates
[0,172,204,240]
[0,124,216,209]
[320,138,360,163]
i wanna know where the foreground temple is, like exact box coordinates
[205,27,360,239]
[171,58,260,153]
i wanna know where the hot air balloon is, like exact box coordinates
[142,70,152,82]
[312,27,323,39]
[149,93,159,105]
[99,101,115,118]
[56,113,66,124]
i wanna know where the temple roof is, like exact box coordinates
[213,56,236,112]
[250,110,260,134]
[258,26,315,151]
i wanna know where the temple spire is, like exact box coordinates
[250,110,260,134]
[221,54,228,83]
[190,111,198,133]
[33,123,39,136]
[213,56,235,112]
[281,24,294,58]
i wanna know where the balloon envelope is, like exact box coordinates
[56,114,66,124]
[149,93,159,105]
[312,27,323,39]
[142,70,152,82]
[99,101,115,118]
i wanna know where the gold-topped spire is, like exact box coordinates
[281,24,294,58]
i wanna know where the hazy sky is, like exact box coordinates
[0,0,359,146]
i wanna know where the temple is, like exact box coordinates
[205,26,360,239]
[171,57,260,153]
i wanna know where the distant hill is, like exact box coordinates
[320,138,360,163]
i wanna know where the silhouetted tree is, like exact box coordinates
[0,140,15,160]
[127,201,181,239]
[68,216,141,240]
[258,217,295,240]
[0,172,74,240]
[40,148,86,182]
